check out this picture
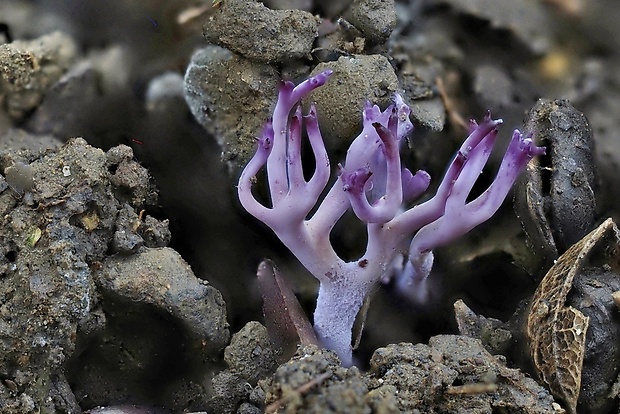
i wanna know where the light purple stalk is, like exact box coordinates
[238,70,545,365]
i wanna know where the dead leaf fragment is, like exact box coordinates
[25,227,42,247]
[526,218,620,414]
[256,259,319,361]
[613,291,620,309]
[80,210,100,232]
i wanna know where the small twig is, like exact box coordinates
[177,4,212,25]
[265,371,333,413]
[445,382,498,395]
[435,76,469,132]
[352,293,372,351]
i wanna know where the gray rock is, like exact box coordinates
[346,0,397,45]
[308,54,399,149]
[0,31,77,120]
[95,247,229,354]
[225,321,279,383]
[208,322,279,413]
[203,0,319,64]
[26,61,100,138]
[184,45,278,166]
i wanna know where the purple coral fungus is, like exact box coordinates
[238,70,545,365]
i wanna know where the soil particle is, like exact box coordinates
[261,344,369,413]
[208,322,278,413]
[108,152,155,208]
[139,214,172,249]
[224,321,279,383]
[209,369,257,414]
[184,45,279,166]
[473,64,515,114]
[25,61,100,138]
[94,247,229,353]
[111,204,148,254]
[454,299,513,356]
[0,31,77,119]
[203,0,319,64]
[308,54,398,149]
[345,0,396,45]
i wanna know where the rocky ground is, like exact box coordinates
[1,0,620,413]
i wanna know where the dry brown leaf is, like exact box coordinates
[526,218,620,414]
[256,259,319,361]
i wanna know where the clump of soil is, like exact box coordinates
[257,336,561,413]
[0,138,229,412]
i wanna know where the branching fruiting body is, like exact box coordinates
[238,70,545,365]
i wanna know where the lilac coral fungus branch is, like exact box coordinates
[238,70,545,366]
[340,121,404,223]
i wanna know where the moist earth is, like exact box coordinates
[2,0,620,413]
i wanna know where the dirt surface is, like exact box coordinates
[2,0,620,413]
[0,138,229,412]
[258,335,561,413]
